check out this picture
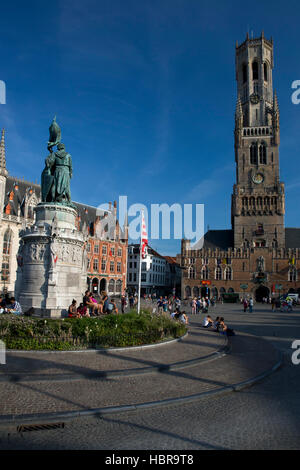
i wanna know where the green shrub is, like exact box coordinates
[0,310,186,350]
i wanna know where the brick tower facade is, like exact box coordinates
[232,32,285,249]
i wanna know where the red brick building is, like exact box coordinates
[84,201,128,297]
[177,34,300,302]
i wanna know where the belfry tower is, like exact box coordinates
[231,32,285,249]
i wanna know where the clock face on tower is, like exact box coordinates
[252,173,264,184]
[250,93,260,104]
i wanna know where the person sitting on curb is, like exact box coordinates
[8,297,22,315]
[83,290,99,316]
[173,310,188,325]
[171,307,180,319]
[110,299,118,314]
[68,299,80,318]
[179,311,189,324]
[0,295,7,314]
[77,302,89,317]
[202,314,213,328]
[218,317,235,336]
[212,316,220,332]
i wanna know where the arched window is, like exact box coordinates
[201,266,209,280]
[288,268,297,282]
[252,61,259,80]
[3,229,12,255]
[259,143,267,164]
[215,266,222,280]
[243,63,247,83]
[272,239,278,248]
[92,277,99,294]
[116,279,122,293]
[264,62,268,81]
[185,286,191,298]
[108,279,115,294]
[250,143,258,164]
[257,197,263,207]
[224,267,232,281]
[243,239,250,248]
[220,287,226,298]
[193,286,199,298]
[188,267,195,279]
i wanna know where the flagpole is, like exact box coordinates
[137,210,143,314]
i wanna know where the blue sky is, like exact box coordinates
[1,0,300,255]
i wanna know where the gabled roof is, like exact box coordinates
[201,229,234,250]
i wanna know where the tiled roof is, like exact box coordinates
[285,228,300,249]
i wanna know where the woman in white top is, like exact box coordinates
[202,315,213,328]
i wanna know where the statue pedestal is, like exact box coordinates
[16,203,86,318]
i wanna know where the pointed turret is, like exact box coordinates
[273,90,280,145]
[0,129,8,177]
[235,95,243,148]
[235,95,243,124]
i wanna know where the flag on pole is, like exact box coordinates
[141,212,148,259]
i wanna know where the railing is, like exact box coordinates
[243,126,272,137]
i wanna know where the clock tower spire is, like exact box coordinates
[231,33,285,249]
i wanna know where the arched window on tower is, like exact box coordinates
[242,64,247,83]
[249,197,255,207]
[252,61,259,80]
[250,143,258,164]
[264,62,268,82]
[259,143,267,164]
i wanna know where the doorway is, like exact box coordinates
[255,285,270,302]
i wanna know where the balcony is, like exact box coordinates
[254,229,264,236]
[243,126,272,137]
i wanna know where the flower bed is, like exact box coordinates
[0,310,187,350]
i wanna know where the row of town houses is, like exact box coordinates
[0,128,182,298]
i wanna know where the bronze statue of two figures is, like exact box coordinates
[41,117,73,206]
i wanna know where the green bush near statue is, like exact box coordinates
[0,311,187,350]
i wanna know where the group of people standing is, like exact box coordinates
[242,297,254,313]
[190,297,212,315]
